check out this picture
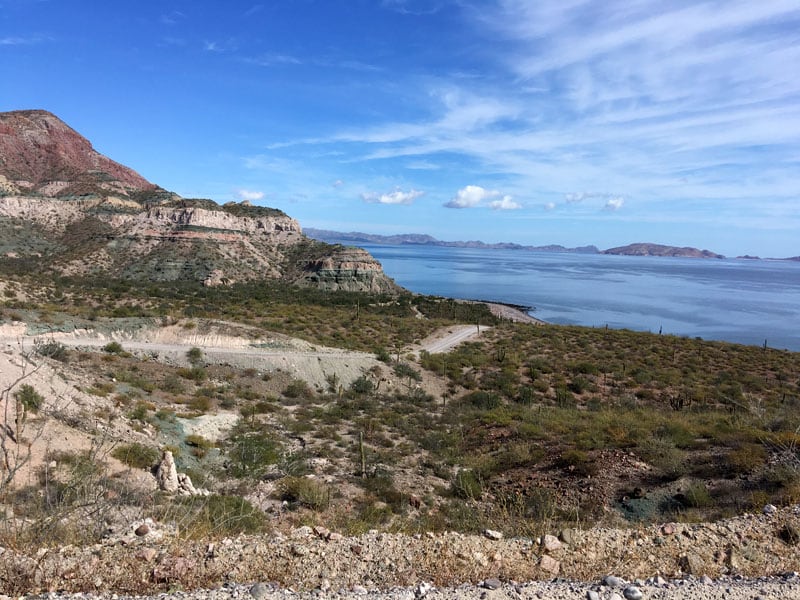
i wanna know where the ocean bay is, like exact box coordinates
[360,244,800,352]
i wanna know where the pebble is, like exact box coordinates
[623,585,643,600]
[249,583,268,600]
[483,529,503,541]
[586,591,601,600]
[415,582,434,597]
[481,578,501,590]
[603,575,626,588]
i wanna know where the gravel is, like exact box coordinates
[9,574,800,600]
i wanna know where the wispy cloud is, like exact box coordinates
[288,0,800,231]
[243,4,263,17]
[0,35,45,46]
[159,11,185,26]
[361,188,424,205]
[381,0,447,16]
[603,197,625,211]
[243,52,302,66]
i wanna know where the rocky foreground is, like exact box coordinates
[3,505,800,598]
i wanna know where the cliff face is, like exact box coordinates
[0,110,398,292]
[298,246,399,293]
[0,109,158,198]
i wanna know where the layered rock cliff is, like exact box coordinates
[0,109,398,292]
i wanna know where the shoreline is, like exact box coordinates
[463,298,546,324]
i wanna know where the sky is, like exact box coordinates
[1,0,799,257]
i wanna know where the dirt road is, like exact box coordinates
[419,324,491,354]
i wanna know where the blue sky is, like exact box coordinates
[2,0,799,257]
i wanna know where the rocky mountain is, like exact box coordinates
[602,242,725,259]
[305,228,600,253]
[0,110,397,292]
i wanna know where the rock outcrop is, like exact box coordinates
[298,246,399,293]
[0,109,158,198]
[0,109,398,293]
[155,450,209,496]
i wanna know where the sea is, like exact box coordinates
[357,244,800,352]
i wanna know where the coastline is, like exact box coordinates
[473,299,545,324]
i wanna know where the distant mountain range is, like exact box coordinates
[305,229,599,254]
[307,229,798,261]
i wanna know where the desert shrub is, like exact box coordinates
[463,390,500,410]
[681,483,713,508]
[557,449,597,476]
[111,443,161,469]
[727,443,768,475]
[102,341,124,354]
[162,495,266,538]
[13,384,43,416]
[160,375,186,394]
[568,376,594,394]
[283,379,313,400]
[186,346,204,366]
[187,395,212,414]
[277,476,330,510]
[185,434,215,458]
[779,523,800,545]
[34,339,69,362]
[451,469,482,500]
[637,436,686,478]
[128,401,153,422]
[349,376,374,396]
[226,431,281,478]
[393,361,421,382]
[178,366,207,382]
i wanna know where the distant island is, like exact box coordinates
[306,229,728,259]
[602,243,724,259]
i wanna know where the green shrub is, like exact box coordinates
[227,431,281,478]
[186,346,204,366]
[349,376,374,396]
[727,443,767,474]
[162,495,266,538]
[682,483,713,508]
[557,449,597,476]
[13,384,43,416]
[178,366,208,382]
[283,379,313,400]
[111,443,160,469]
[102,341,124,354]
[451,469,482,500]
[277,476,330,510]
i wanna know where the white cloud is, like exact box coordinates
[235,189,265,202]
[544,201,557,211]
[603,197,625,211]
[332,179,344,187]
[445,185,500,209]
[361,188,424,205]
[565,192,590,203]
[489,195,521,210]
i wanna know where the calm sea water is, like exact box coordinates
[358,244,800,352]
